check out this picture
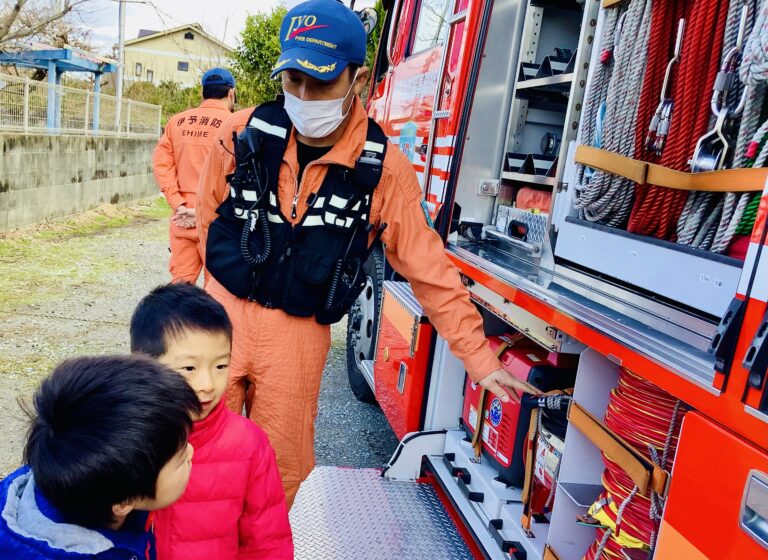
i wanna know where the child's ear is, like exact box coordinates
[112,499,137,520]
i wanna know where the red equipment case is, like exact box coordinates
[374,281,433,440]
[462,335,576,486]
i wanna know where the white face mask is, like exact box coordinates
[284,71,358,139]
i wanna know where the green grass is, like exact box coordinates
[32,214,134,240]
[32,197,171,240]
[0,198,171,310]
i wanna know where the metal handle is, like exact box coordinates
[507,220,529,242]
[741,470,768,549]
[659,19,685,103]
[386,0,403,66]
[708,297,747,375]
[743,311,768,390]
[397,361,407,394]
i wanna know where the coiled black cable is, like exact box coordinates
[231,127,271,266]
[240,208,271,265]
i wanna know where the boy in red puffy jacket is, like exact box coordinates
[130,283,294,560]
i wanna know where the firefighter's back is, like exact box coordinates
[162,100,230,204]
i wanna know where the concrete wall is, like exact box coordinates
[0,134,158,231]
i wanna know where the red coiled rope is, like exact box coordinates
[630,0,686,226]
[586,528,626,559]
[628,0,731,240]
[583,369,687,559]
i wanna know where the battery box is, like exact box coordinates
[462,335,576,486]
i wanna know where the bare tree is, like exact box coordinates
[413,0,451,50]
[0,0,90,47]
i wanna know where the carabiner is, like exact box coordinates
[693,7,749,170]
[645,20,685,156]
[711,7,749,118]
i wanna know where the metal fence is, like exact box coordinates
[0,73,161,137]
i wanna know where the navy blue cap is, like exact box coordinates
[271,0,366,82]
[201,68,235,88]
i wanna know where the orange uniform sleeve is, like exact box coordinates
[153,120,186,211]
[379,150,500,383]
[196,111,247,252]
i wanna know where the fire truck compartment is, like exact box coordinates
[450,240,719,387]
[448,0,751,324]
[555,216,743,318]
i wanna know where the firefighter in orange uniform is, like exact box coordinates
[153,68,235,283]
[197,0,539,507]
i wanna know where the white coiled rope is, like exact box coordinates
[677,0,758,252]
[575,0,654,227]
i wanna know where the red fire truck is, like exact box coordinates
[291,0,768,558]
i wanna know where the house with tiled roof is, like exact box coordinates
[124,23,233,88]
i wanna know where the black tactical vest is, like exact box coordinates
[205,98,387,325]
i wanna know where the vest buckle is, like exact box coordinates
[353,156,383,192]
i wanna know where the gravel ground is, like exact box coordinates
[0,203,398,477]
[316,325,400,468]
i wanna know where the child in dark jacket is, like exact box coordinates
[0,355,200,559]
[130,283,293,560]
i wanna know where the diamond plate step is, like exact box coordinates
[290,466,473,559]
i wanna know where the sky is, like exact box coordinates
[78,0,374,55]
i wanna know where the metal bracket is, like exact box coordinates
[382,431,447,481]
[521,7,543,64]
[442,454,484,502]
[743,311,768,393]
[477,178,500,196]
[489,519,528,559]
[448,9,469,25]
[708,297,748,386]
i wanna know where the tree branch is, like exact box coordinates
[1,0,89,45]
[0,0,28,44]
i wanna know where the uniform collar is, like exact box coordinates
[200,98,231,111]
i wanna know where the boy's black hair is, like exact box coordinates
[24,355,200,528]
[202,84,232,100]
[130,282,233,358]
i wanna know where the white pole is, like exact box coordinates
[22,77,29,132]
[116,0,125,131]
[84,91,90,133]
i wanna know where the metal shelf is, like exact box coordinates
[558,482,604,508]
[502,171,556,186]
[516,72,574,91]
